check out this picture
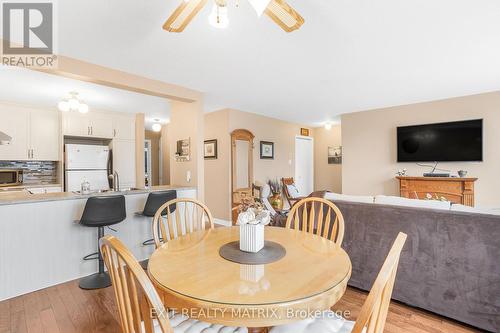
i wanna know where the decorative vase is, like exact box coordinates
[270,194,282,209]
[239,223,265,253]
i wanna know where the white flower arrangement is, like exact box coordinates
[237,207,270,253]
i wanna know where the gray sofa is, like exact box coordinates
[325,199,500,332]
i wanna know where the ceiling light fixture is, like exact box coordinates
[152,119,162,132]
[163,0,303,33]
[324,122,333,130]
[58,92,89,113]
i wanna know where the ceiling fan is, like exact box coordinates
[163,0,304,32]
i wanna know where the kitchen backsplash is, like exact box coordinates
[0,161,58,184]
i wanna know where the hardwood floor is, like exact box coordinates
[0,281,483,333]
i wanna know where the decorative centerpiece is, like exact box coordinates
[267,179,283,209]
[236,198,271,253]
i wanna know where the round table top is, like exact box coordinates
[149,227,351,308]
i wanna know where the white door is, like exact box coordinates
[30,109,60,161]
[65,144,110,170]
[295,136,314,196]
[0,108,29,160]
[112,139,136,189]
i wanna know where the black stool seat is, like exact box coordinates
[141,190,177,217]
[79,195,126,290]
[80,196,127,227]
[139,190,176,270]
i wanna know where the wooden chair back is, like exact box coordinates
[252,183,262,202]
[152,198,215,248]
[281,177,303,206]
[352,232,408,333]
[285,197,345,245]
[100,235,173,333]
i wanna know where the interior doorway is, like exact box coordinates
[295,136,314,196]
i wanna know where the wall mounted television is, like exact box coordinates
[397,119,483,162]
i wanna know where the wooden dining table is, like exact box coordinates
[148,226,352,333]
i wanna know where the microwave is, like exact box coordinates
[0,169,23,187]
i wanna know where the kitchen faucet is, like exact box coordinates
[109,171,120,191]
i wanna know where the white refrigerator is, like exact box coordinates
[64,144,111,192]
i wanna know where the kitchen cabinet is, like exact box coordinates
[0,105,59,161]
[0,108,29,160]
[63,112,113,139]
[88,112,113,138]
[62,112,88,137]
[112,139,136,189]
[112,115,135,140]
[30,109,60,161]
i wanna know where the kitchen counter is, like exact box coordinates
[0,186,197,301]
[0,185,194,206]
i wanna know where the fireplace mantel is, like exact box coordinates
[396,176,478,207]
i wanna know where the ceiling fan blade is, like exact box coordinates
[264,0,304,32]
[163,0,208,32]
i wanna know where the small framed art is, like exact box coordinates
[260,141,274,159]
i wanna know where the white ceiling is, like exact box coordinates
[8,0,500,127]
[0,66,170,130]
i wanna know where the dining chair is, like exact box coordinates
[285,197,345,246]
[100,235,248,333]
[152,198,215,248]
[269,232,407,333]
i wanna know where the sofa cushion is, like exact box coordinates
[451,204,500,216]
[374,195,451,210]
[325,192,374,204]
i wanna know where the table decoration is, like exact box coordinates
[236,199,271,253]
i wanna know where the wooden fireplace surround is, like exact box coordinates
[396,176,478,207]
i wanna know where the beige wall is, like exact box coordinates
[169,100,205,199]
[313,125,342,193]
[228,109,308,185]
[204,108,311,221]
[204,110,231,220]
[342,91,500,208]
[160,124,170,185]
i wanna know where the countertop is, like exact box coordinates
[0,185,195,206]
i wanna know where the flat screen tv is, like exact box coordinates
[397,119,483,162]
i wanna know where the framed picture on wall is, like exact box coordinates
[328,146,342,164]
[260,141,274,159]
[300,128,310,136]
[204,139,218,159]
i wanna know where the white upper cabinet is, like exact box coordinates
[63,112,88,137]
[0,105,59,161]
[0,107,29,160]
[112,115,135,140]
[88,112,113,139]
[63,112,113,138]
[63,112,132,140]
[30,109,60,161]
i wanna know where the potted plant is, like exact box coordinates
[267,179,283,209]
